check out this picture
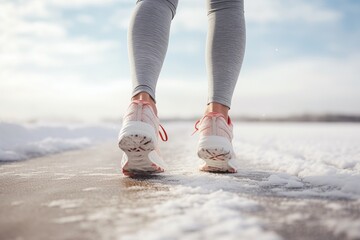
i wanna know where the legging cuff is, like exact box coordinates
[207,96,231,109]
[132,85,156,103]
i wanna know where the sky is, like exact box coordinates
[1,0,360,122]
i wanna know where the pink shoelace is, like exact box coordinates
[132,100,168,142]
[159,124,168,141]
[191,112,232,136]
[192,119,201,136]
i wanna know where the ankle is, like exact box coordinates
[205,102,229,121]
[132,92,157,115]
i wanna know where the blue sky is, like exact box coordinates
[1,0,359,122]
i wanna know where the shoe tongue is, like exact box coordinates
[205,112,230,124]
[133,99,150,105]
[205,111,225,118]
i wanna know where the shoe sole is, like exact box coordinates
[197,136,237,173]
[118,121,166,176]
[119,134,165,176]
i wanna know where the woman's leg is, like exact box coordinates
[195,0,245,173]
[205,0,246,119]
[128,0,178,113]
[118,0,179,176]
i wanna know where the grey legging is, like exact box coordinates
[128,0,245,108]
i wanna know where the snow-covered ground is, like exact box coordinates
[159,122,360,198]
[233,123,360,198]
[134,122,360,240]
[0,122,118,162]
[1,121,359,198]
[1,121,360,239]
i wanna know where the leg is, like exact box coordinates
[128,0,178,114]
[118,0,178,176]
[205,0,246,120]
[195,0,245,173]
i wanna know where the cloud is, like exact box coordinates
[0,71,131,122]
[110,0,207,32]
[117,0,343,33]
[0,0,124,122]
[159,52,360,117]
[172,1,207,32]
[232,54,360,115]
[0,0,119,69]
[110,8,132,30]
[49,0,120,8]
[1,0,358,122]
[0,0,50,18]
[0,1,63,37]
[75,14,95,24]
[0,37,117,68]
[239,54,360,97]
[246,0,342,24]
[156,79,207,118]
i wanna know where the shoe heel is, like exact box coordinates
[197,136,232,152]
[119,135,165,176]
[118,121,166,176]
[118,121,157,145]
[197,136,237,173]
[118,134,155,153]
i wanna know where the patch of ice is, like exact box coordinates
[47,199,84,209]
[54,215,85,224]
[11,201,23,206]
[86,173,118,177]
[87,208,117,221]
[54,176,74,180]
[82,187,99,192]
[0,171,15,176]
[13,173,40,178]
[93,167,114,170]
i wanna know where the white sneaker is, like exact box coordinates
[194,112,237,173]
[118,100,168,176]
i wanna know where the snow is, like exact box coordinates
[324,219,360,239]
[259,174,304,188]
[231,123,360,198]
[1,121,360,239]
[0,122,117,162]
[1,121,359,199]
[119,187,280,240]
[55,181,280,239]
[2,121,355,197]
[101,122,359,239]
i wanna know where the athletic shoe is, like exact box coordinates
[193,112,237,173]
[118,100,168,176]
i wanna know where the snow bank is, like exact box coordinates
[0,122,117,162]
[233,123,360,198]
[159,122,360,198]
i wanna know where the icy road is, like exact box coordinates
[0,122,359,240]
